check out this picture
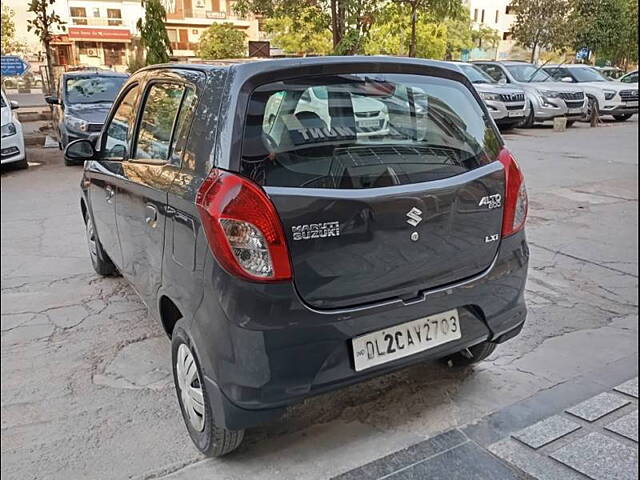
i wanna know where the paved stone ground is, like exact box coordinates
[1,119,638,479]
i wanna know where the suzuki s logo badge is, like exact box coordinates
[406,207,423,227]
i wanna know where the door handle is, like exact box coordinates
[145,204,158,228]
[105,185,115,203]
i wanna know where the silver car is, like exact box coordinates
[450,62,529,128]
[473,61,588,127]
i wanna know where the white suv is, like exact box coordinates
[543,64,638,122]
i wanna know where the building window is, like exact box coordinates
[503,31,513,40]
[212,0,220,11]
[506,5,515,14]
[495,10,499,23]
[481,9,485,23]
[70,7,87,24]
[473,8,478,21]
[167,29,178,42]
[92,7,100,17]
[107,9,122,26]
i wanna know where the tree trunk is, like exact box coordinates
[530,42,537,63]
[331,0,340,50]
[43,37,55,95]
[408,1,418,57]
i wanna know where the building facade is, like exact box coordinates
[161,0,260,60]
[46,0,261,71]
[464,0,518,60]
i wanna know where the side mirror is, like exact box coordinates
[64,139,96,163]
[561,77,573,83]
[498,78,507,85]
[45,96,60,105]
[9,100,19,110]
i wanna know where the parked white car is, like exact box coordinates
[296,86,390,138]
[543,64,638,122]
[1,90,27,169]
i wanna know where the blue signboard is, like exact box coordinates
[1,56,30,76]
[576,48,590,61]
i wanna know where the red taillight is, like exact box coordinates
[498,148,528,236]
[195,169,292,282]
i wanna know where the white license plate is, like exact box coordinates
[508,111,525,117]
[626,101,638,107]
[351,309,462,371]
[358,119,379,128]
[568,108,583,114]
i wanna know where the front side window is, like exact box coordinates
[134,83,185,161]
[477,64,507,83]
[240,73,499,189]
[65,76,126,104]
[102,86,140,160]
[621,72,638,83]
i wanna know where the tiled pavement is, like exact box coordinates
[333,376,638,480]
[489,377,638,480]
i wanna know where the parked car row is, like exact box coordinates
[457,61,638,127]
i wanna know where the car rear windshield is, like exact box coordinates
[240,73,500,189]
[65,76,126,104]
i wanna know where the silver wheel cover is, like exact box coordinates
[176,344,205,432]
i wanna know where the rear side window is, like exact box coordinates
[135,83,185,161]
[241,73,499,189]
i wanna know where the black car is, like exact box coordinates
[65,57,529,457]
[46,71,128,164]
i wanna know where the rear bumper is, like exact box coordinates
[191,230,529,430]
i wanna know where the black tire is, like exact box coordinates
[583,96,598,123]
[14,153,28,170]
[566,120,576,127]
[172,324,245,457]
[613,113,633,121]
[441,341,498,367]
[84,213,118,276]
[519,101,535,128]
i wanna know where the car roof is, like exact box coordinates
[62,70,129,78]
[138,56,464,76]
[543,64,592,68]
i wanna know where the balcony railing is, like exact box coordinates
[170,41,199,51]
[71,17,123,26]
[179,9,249,20]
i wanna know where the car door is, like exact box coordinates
[86,83,141,269]
[115,77,190,306]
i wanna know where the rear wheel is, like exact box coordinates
[85,214,118,276]
[566,120,576,127]
[172,324,244,457]
[613,113,633,121]
[442,341,498,367]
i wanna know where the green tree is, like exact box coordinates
[472,25,500,50]
[233,0,384,54]
[136,0,172,65]
[571,0,638,68]
[2,5,17,55]
[364,3,447,59]
[444,13,473,60]
[27,0,65,94]
[197,23,246,59]
[265,7,332,55]
[393,0,462,57]
[510,0,571,63]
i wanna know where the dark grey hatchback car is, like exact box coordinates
[65,57,529,457]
